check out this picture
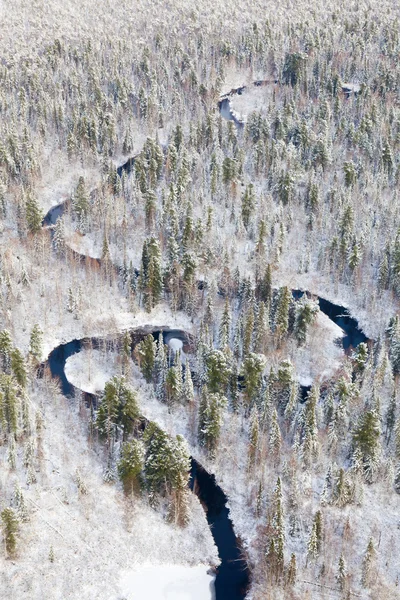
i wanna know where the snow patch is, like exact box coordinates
[119,564,215,600]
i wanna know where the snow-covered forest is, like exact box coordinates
[1,0,400,598]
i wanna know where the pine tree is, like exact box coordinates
[286,553,297,585]
[337,553,347,592]
[154,334,168,402]
[73,176,90,222]
[96,376,139,446]
[1,507,19,557]
[243,305,254,356]
[182,360,194,404]
[352,342,369,373]
[271,476,285,578]
[302,385,320,467]
[53,216,65,254]
[13,484,29,522]
[256,264,272,304]
[241,183,255,229]
[352,409,381,482]
[275,286,291,345]
[294,297,319,345]
[361,538,376,587]
[49,545,55,563]
[166,353,183,407]
[241,353,265,410]
[219,298,231,348]
[117,439,145,494]
[248,406,259,468]
[25,191,44,233]
[198,389,226,457]
[385,391,396,443]
[269,407,282,460]
[0,330,12,371]
[206,349,231,394]
[11,348,27,388]
[0,374,19,437]
[135,334,156,383]
[29,324,43,362]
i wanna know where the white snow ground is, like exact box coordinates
[119,564,215,600]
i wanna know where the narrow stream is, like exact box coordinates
[44,295,369,600]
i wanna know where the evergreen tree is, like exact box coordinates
[352,409,381,482]
[219,298,231,348]
[256,264,272,304]
[275,286,291,344]
[271,476,285,578]
[166,353,183,407]
[25,191,44,233]
[241,183,255,229]
[248,406,259,468]
[135,334,156,383]
[243,305,254,356]
[254,302,270,355]
[96,376,139,446]
[154,333,168,402]
[182,359,194,404]
[241,353,265,410]
[73,176,90,222]
[205,349,231,394]
[294,297,319,344]
[385,391,396,443]
[269,407,282,460]
[198,388,226,457]
[29,324,43,362]
[117,439,145,494]
[337,553,347,592]
[1,507,19,557]
[286,553,297,585]
[0,330,12,371]
[139,237,163,311]
[361,538,376,587]
[11,348,27,388]
[53,216,65,254]
[352,342,369,373]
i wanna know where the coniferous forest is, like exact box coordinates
[1,0,400,598]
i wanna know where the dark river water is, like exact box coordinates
[44,300,367,600]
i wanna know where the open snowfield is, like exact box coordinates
[119,564,215,600]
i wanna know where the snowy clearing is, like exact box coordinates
[119,564,216,600]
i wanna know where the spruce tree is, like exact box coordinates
[294,297,319,345]
[206,349,231,394]
[219,298,231,349]
[135,334,156,383]
[1,507,19,557]
[275,286,291,345]
[241,353,265,410]
[117,439,145,494]
[248,406,259,468]
[29,324,43,362]
[361,538,376,587]
[182,360,194,404]
[11,348,27,388]
[198,389,226,457]
[269,407,282,460]
[0,330,12,371]
[286,553,297,585]
[352,409,381,482]
[25,192,44,234]
[336,553,347,592]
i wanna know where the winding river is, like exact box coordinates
[43,300,369,600]
[40,87,371,600]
